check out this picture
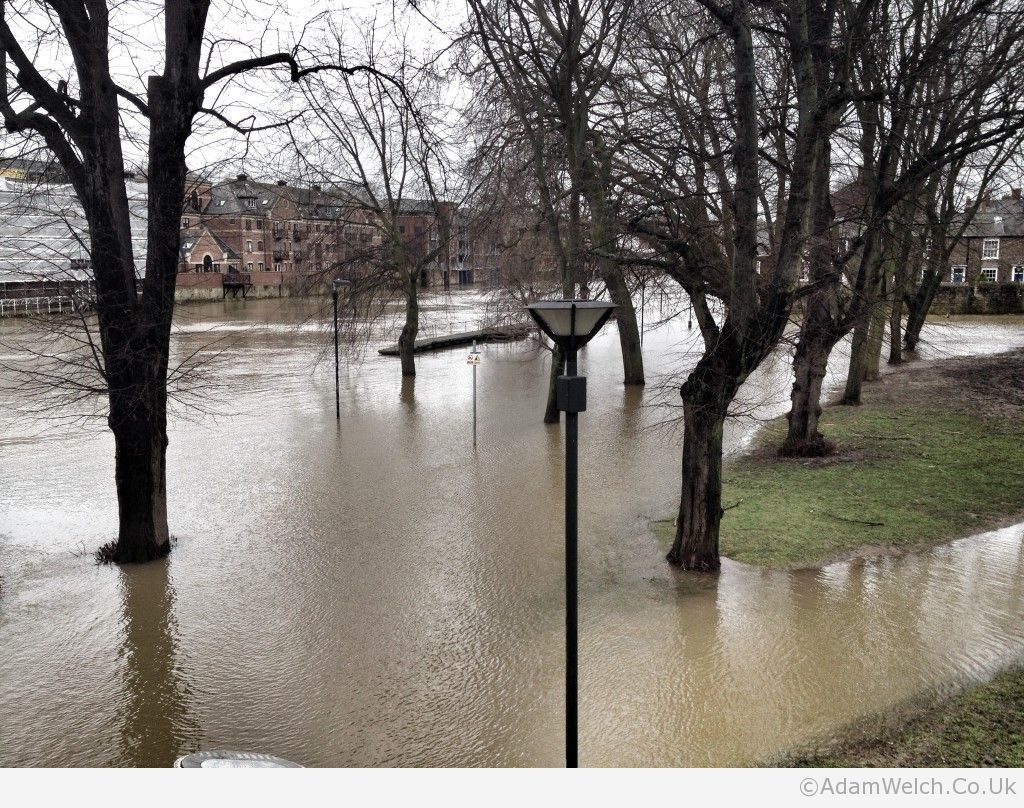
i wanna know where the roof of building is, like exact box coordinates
[204,175,370,220]
[180,227,239,261]
[961,194,1024,238]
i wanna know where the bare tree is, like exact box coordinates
[465,0,646,422]
[294,20,473,378]
[611,0,855,570]
[785,0,1024,453]
[0,1,374,562]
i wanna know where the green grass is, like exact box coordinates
[780,666,1024,767]
[656,353,1024,567]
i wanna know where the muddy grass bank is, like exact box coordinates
[655,348,1024,568]
[776,666,1024,767]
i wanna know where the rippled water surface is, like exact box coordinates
[2,293,1024,766]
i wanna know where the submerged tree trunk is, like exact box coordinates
[109,383,171,562]
[667,363,735,572]
[601,267,645,385]
[398,272,419,377]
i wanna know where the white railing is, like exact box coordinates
[0,294,93,317]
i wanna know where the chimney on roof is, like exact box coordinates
[277,180,286,186]
[236,173,247,181]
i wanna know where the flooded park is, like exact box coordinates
[2,290,1024,767]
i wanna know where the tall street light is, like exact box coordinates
[332,278,352,421]
[526,299,617,769]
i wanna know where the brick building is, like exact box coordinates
[177,174,502,292]
[948,190,1024,285]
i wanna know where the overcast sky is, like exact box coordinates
[6,0,465,181]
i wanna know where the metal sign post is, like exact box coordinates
[467,340,481,447]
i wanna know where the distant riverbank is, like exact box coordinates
[656,346,1024,568]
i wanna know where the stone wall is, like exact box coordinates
[930,283,1024,315]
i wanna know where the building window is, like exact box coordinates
[981,267,997,282]
[258,262,263,271]
[257,240,263,251]
[183,217,191,228]
[246,198,257,209]
[951,265,966,284]
[247,262,253,272]
[1013,265,1024,283]
[982,238,1000,259]
[246,240,253,252]
[245,219,252,231]
[203,254,213,272]
[194,263,202,272]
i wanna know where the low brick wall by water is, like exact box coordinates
[174,271,326,303]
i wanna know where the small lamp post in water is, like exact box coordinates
[525,299,616,768]
[332,278,352,421]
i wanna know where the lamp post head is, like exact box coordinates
[526,299,617,350]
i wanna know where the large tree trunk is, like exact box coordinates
[601,267,645,385]
[398,272,419,377]
[864,282,887,381]
[783,304,840,455]
[904,265,943,352]
[888,268,907,365]
[841,307,871,404]
[667,366,734,572]
[109,381,171,563]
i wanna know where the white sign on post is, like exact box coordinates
[467,352,481,365]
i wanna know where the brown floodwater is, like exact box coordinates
[1,291,1024,767]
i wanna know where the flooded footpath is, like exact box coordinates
[2,292,1024,766]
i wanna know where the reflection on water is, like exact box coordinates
[1,292,1024,766]
[116,560,198,767]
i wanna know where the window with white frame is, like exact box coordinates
[1013,265,1024,283]
[246,240,253,252]
[982,238,1000,259]
[981,267,998,282]
[951,265,966,284]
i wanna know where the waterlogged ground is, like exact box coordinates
[1,292,1024,767]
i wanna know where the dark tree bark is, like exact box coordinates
[904,265,943,351]
[783,307,841,455]
[864,283,886,381]
[398,271,419,377]
[667,355,738,571]
[841,304,872,405]
[601,265,645,385]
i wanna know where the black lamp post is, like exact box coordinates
[332,278,352,421]
[525,299,616,769]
